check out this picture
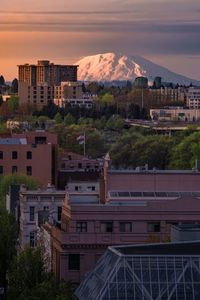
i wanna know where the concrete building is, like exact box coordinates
[19,185,65,248]
[187,87,200,109]
[150,107,200,122]
[0,131,57,186]
[75,241,200,300]
[57,152,103,189]
[54,82,94,108]
[18,60,78,107]
[48,163,200,284]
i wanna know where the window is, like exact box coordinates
[27,151,32,159]
[76,222,87,233]
[30,231,36,247]
[78,163,82,169]
[43,206,49,211]
[27,166,32,176]
[12,151,18,159]
[119,222,132,233]
[12,166,18,173]
[0,151,3,159]
[0,166,3,174]
[147,222,160,232]
[101,222,113,233]
[30,206,35,221]
[68,254,80,271]
[57,206,62,222]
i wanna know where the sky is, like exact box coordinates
[0,0,200,81]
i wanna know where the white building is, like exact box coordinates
[150,107,200,122]
[19,185,65,248]
[187,87,200,109]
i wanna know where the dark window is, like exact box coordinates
[0,166,3,174]
[12,151,18,159]
[27,166,32,176]
[76,222,87,233]
[147,222,160,232]
[27,151,32,159]
[119,222,132,233]
[0,151,3,159]
[30,206,35,221]
[101,222,113,233]
[78,163,82,169]
[75,186,79,191]
[57,206,62,222]
[30,231,36,247]
[92,186,95,191]
[68,254,80,270]
[12,166,18,173]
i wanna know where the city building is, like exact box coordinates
[19,185,65,248]
[187,87,200,109]
[54,81,94,108]
[75,241,200,300]
[57,152,103,189]
[150,107,200,122]
[18,60,78,107]
[0,131,58,186]
[48,165,200,284]
[171,224,200,242]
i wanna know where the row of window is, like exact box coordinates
[29,206,62,222]
[0,165,32,175]
[0,151,32,160]
[75,221,161,233]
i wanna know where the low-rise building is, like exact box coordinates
[0,131,58,186]
[75,241,200,300]
[150,107,200,122]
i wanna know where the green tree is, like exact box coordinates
[0,174,39,205]
[100,93,114,106]
[106,115,124,131]
[0,207,17,290]
[0,75,5,86]
[11,79,18,94]
[8,247,73,300]
[54,112,63,124]
[64,113,75,126]
[8,96,19,113]
[169,132,200,169]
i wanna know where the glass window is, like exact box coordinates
[30,206,35,221]
[101,222,113,233]
[12,166,18,173]
[0,151,3,159]
[12,151,18,159]
[57,206,62,222]
[120,222,132,233]
[0,166,3,174]
[76,222,87,233]
[30,231,36,247]
[27,151,32,159]
[147,222,160,232]
[27,166,32,176]
[68,254,80,271]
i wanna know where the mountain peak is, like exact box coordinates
[75,52,199,85]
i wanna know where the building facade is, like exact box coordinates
[187,87,200,109]
[19,185,65,248]
[0,131,57,186]
[18,60,78,107]
[150,108,200,122]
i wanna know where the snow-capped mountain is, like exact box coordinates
[75,52,199,85]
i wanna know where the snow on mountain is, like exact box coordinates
[75,52,200,85]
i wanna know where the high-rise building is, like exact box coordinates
[18,60,78,107]
[18,60,78,86]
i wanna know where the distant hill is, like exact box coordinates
[76,52,200,85]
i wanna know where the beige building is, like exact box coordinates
[18,60,78,107]
[187,87,200,109]
[150,107,200,122]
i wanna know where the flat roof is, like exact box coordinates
[112,241,200,256]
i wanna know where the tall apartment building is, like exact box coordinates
[18,60,78,107]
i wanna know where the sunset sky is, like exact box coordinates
[1,0,200,80]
